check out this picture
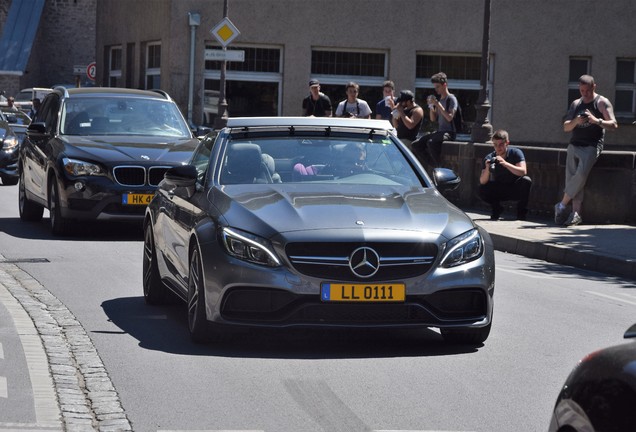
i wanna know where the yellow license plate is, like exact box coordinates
[122,193,154,205]
[321,283,405,302]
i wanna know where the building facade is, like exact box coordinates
[95,0,636,146]
[3,0,634,147]
[0,0,96,97]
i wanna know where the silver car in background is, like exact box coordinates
[143,117,495,344]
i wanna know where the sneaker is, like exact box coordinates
[564,212,582,226]
[554,203,568,225]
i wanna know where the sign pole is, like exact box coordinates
[214,0,230,129]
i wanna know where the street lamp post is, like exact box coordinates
[471,0,493,143]
[187,12,200,126]
[213,0,229,129]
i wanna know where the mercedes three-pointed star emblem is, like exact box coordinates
[349,247,380,278]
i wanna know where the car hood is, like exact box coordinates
[61,135,199,163]
[211,184,475,241]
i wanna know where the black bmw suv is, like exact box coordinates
[19,87,201,235]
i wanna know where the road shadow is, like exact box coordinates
[0,216,143,241]
[100,296,483,360]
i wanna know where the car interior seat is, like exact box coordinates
[261,153,282,183]
[222,143,272,184]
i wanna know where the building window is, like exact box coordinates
[310,49,388,117]
[416,54,481,81]
[615,58,635,120]
[205,46,280,73]
[145,42,161,89]
[203,45,282,125]
[312,50,385,77]
[109,46,122,87]
[415,53,485,134]
[568,57,590,106]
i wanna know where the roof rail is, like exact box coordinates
[52,86,69,98]
[150,89,171,100]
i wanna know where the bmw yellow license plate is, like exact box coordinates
[321,283,405,302]
[122,193,154,205]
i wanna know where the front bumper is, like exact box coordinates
[57,175,156,221]
[199,238,495,330]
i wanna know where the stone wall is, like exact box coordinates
[441,142,636,225]
[0,0,96,98]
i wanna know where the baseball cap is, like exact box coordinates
[395,90,414,103]
[309,79,320,87]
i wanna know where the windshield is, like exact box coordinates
[219,133,424,187]
[60,96,192,138]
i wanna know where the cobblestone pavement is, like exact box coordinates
[0,257,131,431]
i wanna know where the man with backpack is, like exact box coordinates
[411,72,461,168]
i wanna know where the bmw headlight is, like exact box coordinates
[221,227,281,267]
[440,229,483,268]
[62,157,106,177]
[1,135,18,152]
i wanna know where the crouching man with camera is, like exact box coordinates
[478,129,532,221]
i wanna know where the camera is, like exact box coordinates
[489,158,499,172]
[579,113,589,118]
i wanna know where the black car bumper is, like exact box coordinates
[57,175,156,221]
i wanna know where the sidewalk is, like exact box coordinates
[465,208,636,280]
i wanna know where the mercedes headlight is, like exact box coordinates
[222,227,281,267]
[440,229,483,268]
[62,157,106,177]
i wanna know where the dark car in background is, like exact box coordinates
[0,107,31,145]
[18,87,200,235]
[143,117,495,344]
[549,323,636,432]
[0,110,21,185]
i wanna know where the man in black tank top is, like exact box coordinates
[392,90,424,148]
[554,74,618,226]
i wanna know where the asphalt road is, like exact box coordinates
[1,183,635,431]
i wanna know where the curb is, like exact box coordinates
[0,259,132,431]
[488,232,636,280]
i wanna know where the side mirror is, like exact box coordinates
[161,165,198,198]
[26,122,47,136]
[433,167,461,192]
[194,126,212,139]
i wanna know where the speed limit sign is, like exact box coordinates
[86,62,96,81]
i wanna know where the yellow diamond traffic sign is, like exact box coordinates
[210,17,240,47]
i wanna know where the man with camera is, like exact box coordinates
[334,82,372,119]
[554,74,617,226]
[478,129,532,220]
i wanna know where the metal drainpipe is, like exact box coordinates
[187,12,200,126]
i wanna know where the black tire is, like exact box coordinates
[142,222,168,305]
[441,322,491,345]
[187,246,221,343]
[1,175,19,186]
[48,180,72,236]
[18,170,44,221]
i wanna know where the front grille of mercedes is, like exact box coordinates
[286,242,439,281]
[113,166,171,187]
